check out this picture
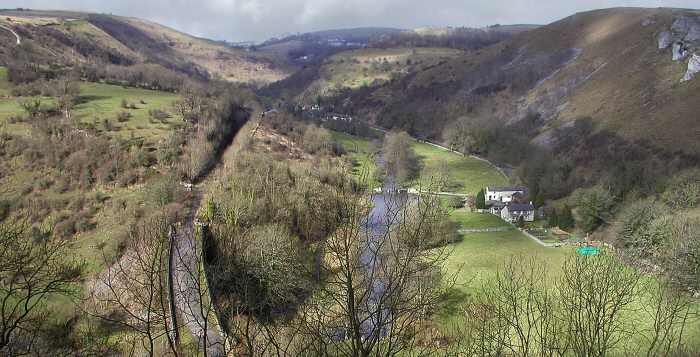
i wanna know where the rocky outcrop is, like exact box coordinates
[658,31,673,49]
[672,42,690,61]
[682,54,700,82]
[671,16,700,42]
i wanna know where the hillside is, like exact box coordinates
[283,47,465,102]
[332,8,700,157]
[0,9,291,84]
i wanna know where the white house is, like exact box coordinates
[501,202,535,223]
[485,186,527,203]
[488,201,506,216]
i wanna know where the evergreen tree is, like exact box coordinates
[476,189,486,209]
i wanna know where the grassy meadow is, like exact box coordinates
[330,129,507,194]
[412,142,508,194]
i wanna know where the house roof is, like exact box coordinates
[506,203,534,212]
[486,186,527,192]
[487,200,506,208]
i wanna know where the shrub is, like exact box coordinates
[116,111,131,122]
[103,119,113,131]
[148,109,170,121]
[573,186,614,233]
[662,170,700,210]
[303,125,332,154]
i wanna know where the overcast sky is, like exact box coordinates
[4,0,699,41]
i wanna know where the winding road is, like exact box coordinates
[0,25,21,45]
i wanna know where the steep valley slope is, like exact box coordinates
[307,7,700,158]
[0,9,291,84]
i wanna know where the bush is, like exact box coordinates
[303,125,332,154]
[116,111,131,122]
[573,186,614,233]
[662,170,700,210]
[148,109,170,121]
[618,201,667,254]
[0,200,10,222]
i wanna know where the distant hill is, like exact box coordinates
[0,9,292,84]
[253,27,404,68]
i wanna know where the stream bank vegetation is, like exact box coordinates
[202,118,459,356]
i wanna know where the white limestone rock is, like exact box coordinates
[672,42,689,61]
[681,54,700,82]
[671,16,700,42]
[658,31,673,49]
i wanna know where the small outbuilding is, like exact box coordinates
[501,202,535,223]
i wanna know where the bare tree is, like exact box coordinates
[297,182,453,356]
[52,77,80,119]
[174,83,205,123]
[381,131,420,183]
[86,217,178,356]
[0,221,83,354]
[641,279,696,357]
[18,98,42,118]
[558,254,641,357]
[461,256,567,357]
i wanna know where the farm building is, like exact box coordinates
[485,186,527,203]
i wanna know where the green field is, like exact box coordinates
[0,70,179,144]
[331,131,380,186]
[412,141,508,194]
[0,66,11,96]
[329,129,507,194]
[436,229,700,352]
[443,230,571,295]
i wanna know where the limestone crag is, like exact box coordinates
[662,16,700,60]
[658,31,673,49]
[671,16,700,42]
[682,54,700,82]
[672,42,690,61]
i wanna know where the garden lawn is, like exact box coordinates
[449,209,511,229]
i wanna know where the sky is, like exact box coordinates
[4,0,699,42]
